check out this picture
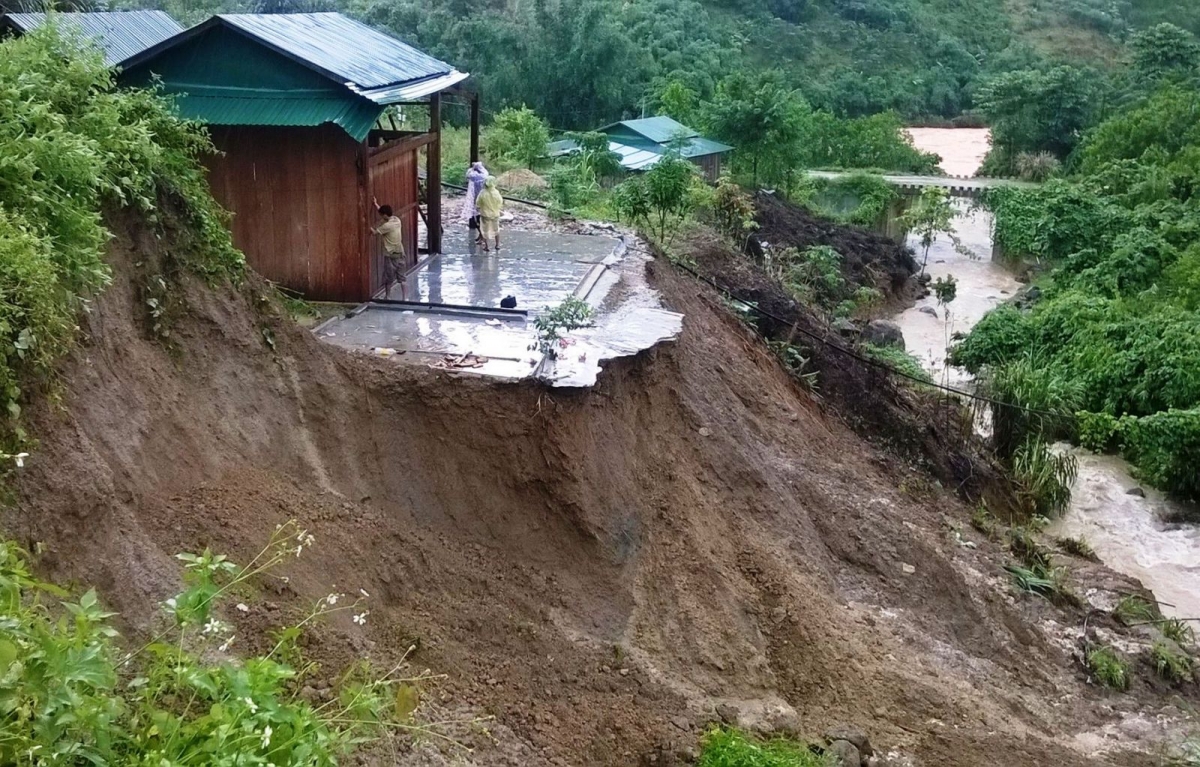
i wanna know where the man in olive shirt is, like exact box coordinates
[371,199,406,297]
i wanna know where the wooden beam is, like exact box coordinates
[368,131,436,162]
[470,92,480,163]
[427,92,442,254]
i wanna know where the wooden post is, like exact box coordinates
[469,92,480,163]
[428,92,442,254]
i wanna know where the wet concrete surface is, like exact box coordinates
[317,225,682,386]
[387,229,614,310]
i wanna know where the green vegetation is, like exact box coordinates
[900,187,958,276]
[860,343,932,384]
[698,727,822,767]
[0,524,429,765]
[0,25,241,456]
[1114,595,1159,625]
[1085,644,1131,690]
[533,297,594,360]
[1152,641,1194,683]
[1005,562,1077,606]
[955,25,1200,500]
[1163,618,1197,646]
[792,173,899,228]
[1054,535,1098,561]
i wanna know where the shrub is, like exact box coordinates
[1120,408,1200,499]
[487,106,550,169]
[1163,618,1196,646]
[0,524,428,765]
[0,26,240,453]
[533,297,593,360]
[1005,562,1078,606]
[1012,438,1078,518]
[1007,526,1053,569]
[1015,151,1062,182]
[1086,644,1130,690]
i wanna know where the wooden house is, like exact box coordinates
[121,13,478,302]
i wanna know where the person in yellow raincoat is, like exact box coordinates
[476,177,504,253]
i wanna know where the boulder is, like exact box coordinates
[825,726,874,757]
[833,318,860,335]
[918,306,938,318]
[715,703,740,725]
[862,320,905,350]
[1127,486,1146,498]
[826,740,862,767]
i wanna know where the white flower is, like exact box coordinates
[13,453,28,468]
[236,603,250,613]
[218,635,235,652]
[293,545,303,558]
[203,618,227,635]
[243,697,258,714]
[325,593,339,605]
[261,725,272,749]
[358,588,370,598]
[352,611,368,626]
[296,530,315,548]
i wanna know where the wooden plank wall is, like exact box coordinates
[205,125,366,302]
[367,140,420,296]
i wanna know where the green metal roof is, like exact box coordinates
[1,11,182,66]
[680,136,733,159]
[602,116,698,144]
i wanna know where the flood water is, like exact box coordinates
[897,129,1200,618]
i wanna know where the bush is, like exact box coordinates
[0,26,240,453]
[860,343,933,384]
[1152,641,1194,684]
[0,524,427,765]
[1012,438,1078,518]
[487,106,550,169]
[1120,408,1200,499]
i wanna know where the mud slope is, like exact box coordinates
[8,215,1155,766]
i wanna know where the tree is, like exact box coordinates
[488,106,550,169]
[977,66,1102,165]
[1131,23,1200,84]
[704,70,808,186]
[901,187,957,276]
[655,79,698,125]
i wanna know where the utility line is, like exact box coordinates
[669,259,1066,419]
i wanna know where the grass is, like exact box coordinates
[1152,641,1194,684]
[1005,562,1080,607]
[1054,535,1098,561]
[1163,618,1197,646]
[698,727,823,767]
[1086,644,1131,690]
[970,505,998,539]
[859,343,933,385]
[1007,526,1053,569]
[1114,595,1159,626]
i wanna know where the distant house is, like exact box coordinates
[0,10,182,65]
[121,13,477,302]
[551,116,732,181]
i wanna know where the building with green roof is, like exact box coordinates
[555,116,731,181]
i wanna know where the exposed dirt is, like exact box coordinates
[749,190,918,305]
[4,208,1192,766]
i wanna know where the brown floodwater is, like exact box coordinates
[896,129,1200,618]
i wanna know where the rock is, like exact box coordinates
[766,709,803,737]
[299,685,318,703]
[900,562,916,575]
[825,725,874,757]
[715,703,740,725]
[698,427,712,438]
[918,306,938,318]
[833,318,860,335]
[827,740,862,767]
[862,320,905,350]
[671,716,691,732]
[916,273,933,286]
[1127,486,1146,498]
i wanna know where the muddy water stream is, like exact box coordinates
[896,129,1200,617]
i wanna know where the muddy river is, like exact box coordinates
[897,129,1200,618]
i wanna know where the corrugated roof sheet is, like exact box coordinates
[680,136,733,159]
[160,86,382,141]
[610,116,698,145]
[2,10,183,66]
[217,13,460,100]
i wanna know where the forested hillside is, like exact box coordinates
[99,0,1199,128]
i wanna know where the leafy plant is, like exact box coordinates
[1151,641,1194,683]
[0,524,436,765]
[971,505,998,538]
[712,177,759,247]
[932,275,958,307]
[1007,526,1053,569]
[1085,644,1131,690]
[533,297,594,360]
[1012,438,1078,518]
[860,343,933,384]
